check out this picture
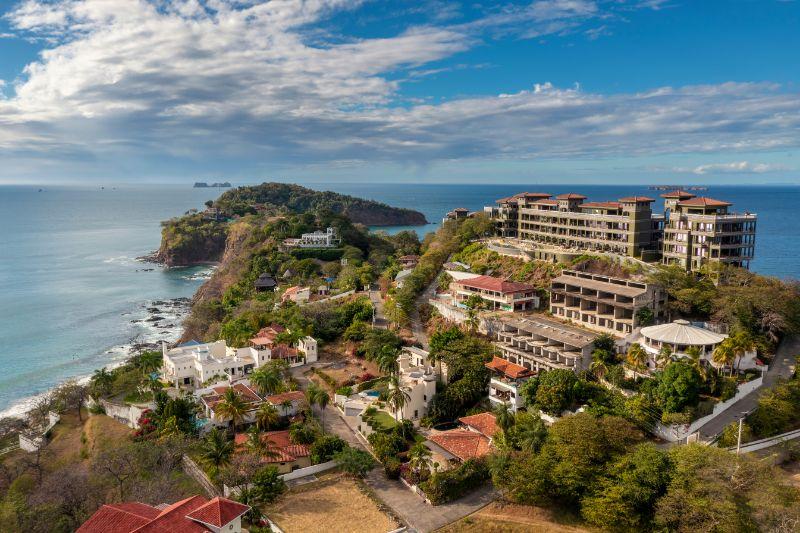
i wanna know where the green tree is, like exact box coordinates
[534,369,578,415]
[626,343,648,373]
[333,447,375,477]
[250,465,287,504]
[199,428,234,474]
[309,435,347,464]
[655,361,702,413]
[386,375,411,421]
[255,403,280,431]
[712,338,736,376]
[214,388,248,433]
[90,368,114,397]
[250,367,282,396]
[408,442,433,480]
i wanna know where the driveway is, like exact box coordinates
[697,335,799,440]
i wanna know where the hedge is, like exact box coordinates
[289,248,345,261]
[419,458,490,505]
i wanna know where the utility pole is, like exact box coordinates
[736,416,744,455]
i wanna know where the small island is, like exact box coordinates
[193,181,232,188]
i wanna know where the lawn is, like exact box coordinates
[265,473,398,533]
[437,502,589,533]
[365,410,398,431]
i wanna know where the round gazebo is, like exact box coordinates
[639,319,727,358]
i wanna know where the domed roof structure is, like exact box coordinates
[640,319,726,346]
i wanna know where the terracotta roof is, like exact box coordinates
[458,412,499,438]
[580,201,622,209]
[677,197,732,207]
[485,356,533,379]
[271,344,299,359]
[185,497,250,528]
[266,390,305,405]
[533,199,559,205]
[452,207,469,212]
[250,324,285,345]
[556,193,587,200]
[497,192,551,203]
[132,495,210,532]
[234,430,311,463]
[428,430,493,461]
[456,275,536,294]
[618,196,655,203]
[202,383,262,411]
[77,503,159,533]
[660,189,697,199]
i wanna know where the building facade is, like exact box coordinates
[486,190,757,271]
[661,191,756,271]
[449,274,539,311]
[550,269,665,336]
[283,227,341,248]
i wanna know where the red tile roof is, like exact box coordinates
[660,189,697,199]
[485,356,533,379]
[77,503,159,533]
[456,275,536,294]
[79,494,251,533]
[677,197,732,207]
[458,412,499,438]
[234,430,311,463]
[428,430,493,461]
[266,390,305,405]
[202,383,262,411]
[533,199,559,205]
[185,497,250,528]
[497,192,551,203]
[271,344,299,359]
[618,196,655,203]
[250,324,286,346]
[556,193,587,200]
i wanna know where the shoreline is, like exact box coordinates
[0,290,199,422]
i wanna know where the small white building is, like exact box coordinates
[394,348,437,421]
[282,285,311,304]
[283,227,341,248]
[163,330,318,390]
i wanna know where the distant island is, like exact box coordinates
[193,181,232,188]
[648,185,708,191]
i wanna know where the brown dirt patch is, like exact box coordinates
[265,473,398,533]
[438,502,590,533]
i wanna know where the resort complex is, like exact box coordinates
[485,189,757,271]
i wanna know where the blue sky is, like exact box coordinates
[0,0,798,184]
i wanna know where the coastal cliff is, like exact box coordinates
[154,182,427,267]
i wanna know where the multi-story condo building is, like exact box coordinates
[486,192,663,260]
[485,190,757,271]
[450,275,540,311]
[660,191,756,271]
[485,356,534,412]
[486,315,598,374]
[550,269,666,336]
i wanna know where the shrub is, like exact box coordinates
[310,435,347,464]
[359,372,376,383]
[535,369,578,415]
[420,459,490,505]
[335,386,353,397]
[384,457,402,479]
[334,447,375,477]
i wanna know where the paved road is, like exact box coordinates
[290,364,495,532]
[697,335,799,440]
[369,290,388,329]
[409,279,438,350]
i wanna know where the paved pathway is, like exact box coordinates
[697,335,799,440]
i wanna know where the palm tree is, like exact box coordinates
[408,442,433,479]
[280,399,293,418]
[90,368,114,397]
[255,403,279,431]
[712,339,736,376]
[493,402,514,434]
[200,428,234,473]
[385,375,411,421]
[590,353,609,380]
[250,367,282,396]
[136,351,162,376]
[244,426,279,460]
[626,343,648,374]
[316,389,330,433]
[730,330,757,374]
[375,346,399,374]
[684,345,707,381]
[656,344,673,369]
[215,388,248,434]
[513,413,547,452]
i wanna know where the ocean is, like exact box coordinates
[0,182,797,417]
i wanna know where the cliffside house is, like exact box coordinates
[485,356,535,412]
[443,207,471,223]
[450,275,539,312]
[76,495,250,533]
[199,382,263,427]
[254,273,278,292]
[283,227,341,249]
[162,329,317,389]
[234,430,312,473]
[398,255,420,268]
[282,285,311,304]
[550,269,665,336]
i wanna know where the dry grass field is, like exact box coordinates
[266,473,398,533]
[438,502,590,533]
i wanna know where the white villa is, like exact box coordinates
[635,319,759,371]
[283,227,341,248]
[162,327,317,389]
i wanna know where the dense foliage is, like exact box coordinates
[419,459,490,505]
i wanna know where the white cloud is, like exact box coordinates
[0,0,798,180]
[691,161,790,175]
